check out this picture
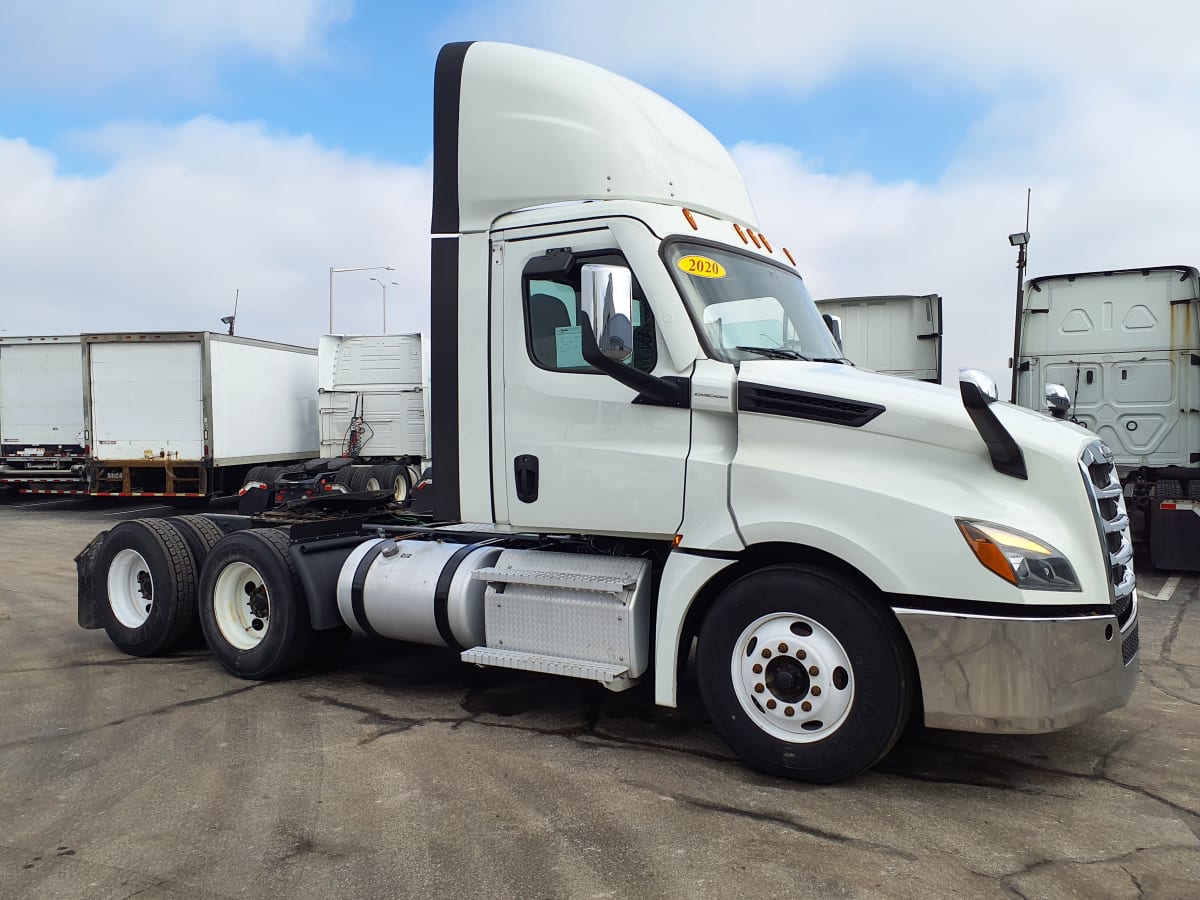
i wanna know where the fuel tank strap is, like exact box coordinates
[350,541,387,639]
[434,541,502,650]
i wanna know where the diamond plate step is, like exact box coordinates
[461,647,629,682]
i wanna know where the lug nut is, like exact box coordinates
[752,663,763,674]
[801,701,812,712]
[811,686,822,697]
[796,649,806,660]
[766,699,777,710]
[809,666,819,676]
[754,683,764,694]
[784,707,795,717]
[777,643,788,653]
[761,648,772,659]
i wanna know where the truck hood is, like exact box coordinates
[737,360,1095,464]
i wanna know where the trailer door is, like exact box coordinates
[89,341,205,461]
[0,341,85,451]
[816,295,942,382]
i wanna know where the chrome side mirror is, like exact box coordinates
[1045,382,1071,420]
[822,313,843,350]
[959,368,999,406]
[580,264,633,362]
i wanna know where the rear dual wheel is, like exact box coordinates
[697,564,916,783]
[198,528,347,679]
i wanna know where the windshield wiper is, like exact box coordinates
[735,345,811,361]
[810,356,852,365]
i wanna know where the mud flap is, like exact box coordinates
[75,531,107,629]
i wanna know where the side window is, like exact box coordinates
[524,252,657,373]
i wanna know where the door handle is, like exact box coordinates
[514,454,539,503]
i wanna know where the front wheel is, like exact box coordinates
[697,564,916,783]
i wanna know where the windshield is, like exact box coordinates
[664,241,843,364]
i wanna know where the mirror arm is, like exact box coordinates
[580,313,689,407]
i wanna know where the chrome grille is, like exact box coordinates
[1079,441,1137,653]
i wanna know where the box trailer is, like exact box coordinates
[78,42,1138,784]
[1013,265,1200,568]
[815,294,943,383]
[315,334,427,498]
[82,332,318,498]
[0,335,87,492]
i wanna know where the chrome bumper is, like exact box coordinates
[894,594,1139,734]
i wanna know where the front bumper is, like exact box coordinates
[894,593,1139,733]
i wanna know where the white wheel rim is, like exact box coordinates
[108,548,154,628]
[731,613,855,743]
[391,475,408,501]
[365,476,381,491]
[213,561,270,650]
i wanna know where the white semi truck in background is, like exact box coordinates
[77,42,1138,783]
[0,335,88,493]
[815,294,943,383]
[1014,265,1199,570]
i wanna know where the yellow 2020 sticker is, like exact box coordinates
[677,255,726,279]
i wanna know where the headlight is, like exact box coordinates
[956,519,1080,591]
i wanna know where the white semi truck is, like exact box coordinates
[1014,265,1199,569]
[315,333,427,500]
[77,42,1138,783]
[0,335,88,493]
[816,294,943,383]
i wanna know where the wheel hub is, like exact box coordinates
[733,613,856,743]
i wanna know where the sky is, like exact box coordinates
[1,1,1198,391]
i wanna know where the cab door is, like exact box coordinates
[494,223,689,537]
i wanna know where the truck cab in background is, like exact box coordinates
[815,294,943,383]
[1014,265,1200,569]
[80,42,1139,783]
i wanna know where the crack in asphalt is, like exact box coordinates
[1159,596,1191,664]
[875,766,1075,800]
[0,655,210,675]
[0,683,265,751]
[1145,671,1200,708]
[299,691,736,763]
[660,791,919,860]
[990,844,1196,895]
[907,740,1200,839]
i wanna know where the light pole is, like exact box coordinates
[1008,189,1032,403]
[370,276,388,332]
[328,265,394,333]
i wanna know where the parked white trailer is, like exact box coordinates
[1014,265,1200,568]
[82,332,318,498]
[79,42,1139,784]
[316,334,426,498]
[816,294,943,383]
[0,335,87,492]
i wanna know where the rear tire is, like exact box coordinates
[348,466,375,492]
[333,466,359,488]
[198,528,313,679]
[96,519,199,656]
[363,464,409,500]
[697,564,915,783]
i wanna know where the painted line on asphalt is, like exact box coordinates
[10,497,86,509]
[1142,574,1181,602]
[103,505,170,517]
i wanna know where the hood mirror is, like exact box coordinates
[1045,383,1071,420]
[959,368,999,407]
[821,313,843,350]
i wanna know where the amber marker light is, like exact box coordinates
[957,521,1018,585]
[746,229,762,249]
[682,208,698,230]
[783,247,796,266]
[673,534,683,547]
[759,233,773,253]
[733,223,749,244]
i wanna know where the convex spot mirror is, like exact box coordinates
[580,264,634,362]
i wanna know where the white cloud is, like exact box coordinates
[448,1,1200,95]
[0,118,432,347]
[0,0,352,94]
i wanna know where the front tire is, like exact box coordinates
[198,529,313,679]
[697,564,915,783]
